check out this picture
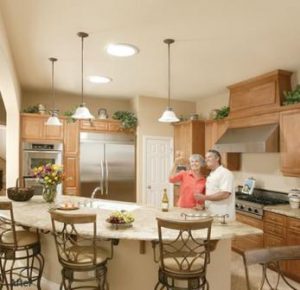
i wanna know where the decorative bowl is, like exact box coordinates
[7,187,34,202]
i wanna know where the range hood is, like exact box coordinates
[214,124,279,153]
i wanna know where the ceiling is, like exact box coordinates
[1,0,300,101]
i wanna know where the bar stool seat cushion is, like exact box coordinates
[61,245,109,267]
[161,255,205,274]
[1,230,39,247]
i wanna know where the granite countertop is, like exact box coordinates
[264,204,300,219]
[0,196,262,241]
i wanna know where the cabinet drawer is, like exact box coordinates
[264,211,286,226]
[80,120,109,131]
[264,222,286,237]
[287,217,300,234]
[108,122,121,132]
[236,213,263,229]
[264,233,285,247]
[232,234,264,253]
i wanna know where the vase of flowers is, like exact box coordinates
[32,164,64,203]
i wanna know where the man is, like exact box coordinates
[195,149,235,220]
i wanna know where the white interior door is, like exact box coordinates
[143,136,173,207]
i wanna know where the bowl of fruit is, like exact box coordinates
[106,210,135,229]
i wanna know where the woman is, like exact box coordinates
[169,153,206,208]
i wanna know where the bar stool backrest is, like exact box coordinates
[0,201,17,247]
[243,245,300,290]
[50,211,97,267]
[156,217,213,275]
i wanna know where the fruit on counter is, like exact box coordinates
[107,211,135,224]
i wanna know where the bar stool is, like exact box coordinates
[0,201,44,289]
[50,210,113,290]
[243,245,300,290]
[153,217,213,290]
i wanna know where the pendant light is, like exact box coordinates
[45,57,62,126]
[72,32,95,120]
[158,39,179,123]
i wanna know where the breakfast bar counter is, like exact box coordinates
[0,196,262,290]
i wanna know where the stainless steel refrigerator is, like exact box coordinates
[80,132,136,202]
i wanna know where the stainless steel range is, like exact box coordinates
[235,188,289,219]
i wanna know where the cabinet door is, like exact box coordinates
[286,218,300,282]
[64,121,79,155]
[280,110,300,176]
[44,121,64,140]
[64,156,78,195]
[21,115,43,140]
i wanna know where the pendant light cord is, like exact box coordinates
[49,57,57,113]
[81,35,84,104]
[168,42,171,108]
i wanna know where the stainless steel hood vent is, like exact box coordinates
[214,124,279,153]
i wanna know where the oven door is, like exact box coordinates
[23,150,62,176]
[23,177,43,195]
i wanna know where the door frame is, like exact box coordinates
[142,135,174,205]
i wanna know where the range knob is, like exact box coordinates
[240,205,245,210]
[254,209,259,214]
[248,207,252,212]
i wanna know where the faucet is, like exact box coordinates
[91,187,101,199]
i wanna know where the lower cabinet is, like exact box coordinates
[263,211,300,282]
[63,156,78,195]
[232,213,263,253]
[286,217,300,282]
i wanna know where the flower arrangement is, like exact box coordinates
[32,164,64,202]
[32,163,64,186]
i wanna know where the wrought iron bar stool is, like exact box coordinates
[153,217,213,290]
[243,245,300,290]
[0,201,44,289]
[50,210,114,290]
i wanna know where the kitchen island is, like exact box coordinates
[0,196,262,290]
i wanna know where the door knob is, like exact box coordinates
[147,185,151,189]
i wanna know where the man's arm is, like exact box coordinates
[194,191,230,202]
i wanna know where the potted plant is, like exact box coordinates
[112,111,138,130]
[283,85,300,105]
[210,106,230,120]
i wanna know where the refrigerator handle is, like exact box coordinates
[100,160,104,195]
[105,160,109,195]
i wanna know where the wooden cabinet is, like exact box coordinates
[63,121,80,195]
[232,213,264,253]
[173,120,205,205]
[280,109,300,177]
[21,114,64,141]
[173,120,205,159]
[205,119,240,171]
[263,211,287,271]
[80,119,122,132]
[286,217,300,282]
[228,70,292,119]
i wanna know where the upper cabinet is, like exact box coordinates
[80,119,122,132]
[21,114,64,141]
[173,120,205,159]
[205,119,240,171]
[228,70,292,119]
[280,109,300,176]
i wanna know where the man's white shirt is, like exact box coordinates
[206,165,235,221]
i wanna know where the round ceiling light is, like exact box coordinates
[88,75,112,84]
[106,43,139,57]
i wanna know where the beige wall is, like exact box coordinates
[0,10,21,189]
[196,94,300,193]
[135,96,196,202]
[22,90,133,118]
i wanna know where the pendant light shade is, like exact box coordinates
[45,57,62,126]
[158,39,179,123]
[72,32,95,120]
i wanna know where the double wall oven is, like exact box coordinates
[22,142,63,194]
